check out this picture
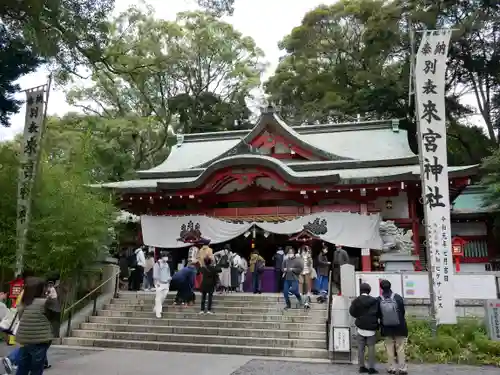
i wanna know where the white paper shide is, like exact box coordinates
[415,30,456,324]
[16,87,47,274]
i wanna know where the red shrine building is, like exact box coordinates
[102,106,487,272]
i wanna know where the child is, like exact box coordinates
[349,282,379,374]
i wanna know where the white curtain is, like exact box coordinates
[140,212,383,250]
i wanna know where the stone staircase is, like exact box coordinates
[63,291,329,359]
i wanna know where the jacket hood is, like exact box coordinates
[357,294,379,309]
[276,250,284,255]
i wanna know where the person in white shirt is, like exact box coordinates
[238,257,248,292]
[153,252,172,318]
[349,283,379,374]
[132,246,146,291]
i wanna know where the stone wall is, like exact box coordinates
[406,299,485,318]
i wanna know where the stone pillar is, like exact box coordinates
[102,257,119,295]
[360,203,372,271]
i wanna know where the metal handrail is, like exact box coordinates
[325,267,334,350]
[64,270,121,336]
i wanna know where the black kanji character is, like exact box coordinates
[23,160,35,180]
[19,181,30,201]
[421,100,442,123]
[424,156,444,182]
[30,106,39,118]
[423,59,437,74]
[35,93,44,104]
[24,135,38,155]
[18,205,27,223]
[444,275,448,282]
[27,121,38,134]
[434,41,447,55]
[421,41,432,55]
[26,95,34,106]
[426,186,446,209]
[422,78,437,94]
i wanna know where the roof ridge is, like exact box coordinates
[175,118,403,142]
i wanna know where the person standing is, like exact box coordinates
[14,277,55,375]
[230,252,242,292]
[332,245,349,294]
[132,246,146,291]
[199,257,221,314]
[378,279,408,375]
[153,252,172,318]
[282,248,303,310]
[239,256,248,292]
[272,247,285,293]
[349,283,379,374]
[143,251,155,291]
[317,244,331,293]
[299,246,313,296]
[214,246,231,293]
[249,250,265,294]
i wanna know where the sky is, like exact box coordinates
[0,0,485,141]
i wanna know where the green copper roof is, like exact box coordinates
[96,163,478,192]
[451,186,492,214]
[138,116,415,174]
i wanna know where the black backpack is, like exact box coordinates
[128,254,138,268]
[218,254,230,268]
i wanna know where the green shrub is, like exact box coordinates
[374,319,500,366]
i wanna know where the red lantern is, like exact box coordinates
[452,237,467,272]
[8,278,24,308]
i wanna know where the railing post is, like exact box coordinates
[114,273,119,298]
[65,310,72,337]
[92,291,98,315]
[326,268,333,350]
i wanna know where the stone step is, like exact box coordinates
[71,329,325,349]
[62,337,329,358]
[80,322,326,340]
[117,292,323,304]
[88,316,326,331]
[104,303,327,316]
[113,298,326,310]
[97,309,326,323]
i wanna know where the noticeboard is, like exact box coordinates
[485,299,500,342]
[332,327,351,352]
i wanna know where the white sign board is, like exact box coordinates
[332,327,351,352]
[485,300,500,341]
[415,29,456,324]
[356,273,403,298]
[16,87,47,275]
[356,272,497,300]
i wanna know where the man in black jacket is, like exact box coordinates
[349,282,379,374]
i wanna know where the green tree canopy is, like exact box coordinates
[65,6,266,138]
[0,25,41,127]
[265,0,497,163]
[43,113,170,182]
[0,0,115,126]
[0,139,116,277]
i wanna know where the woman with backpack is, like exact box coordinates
[249,250,265,294]
[378,279,408,375]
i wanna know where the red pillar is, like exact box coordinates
[360,203,372,271]
[408,190,422,271]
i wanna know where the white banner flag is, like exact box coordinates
[415,30,456,325]
[16,86,48,275]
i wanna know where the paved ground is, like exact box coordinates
[232,359,500,375]
[1,343,498,375]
